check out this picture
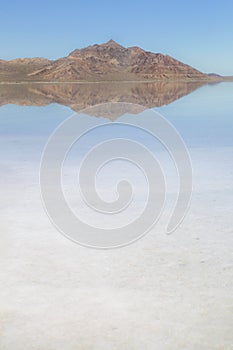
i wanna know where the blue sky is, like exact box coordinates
[1,0,233,75]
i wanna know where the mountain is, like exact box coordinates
[0,81,205,119]
[0,40,214,82]
[0,58,50,82]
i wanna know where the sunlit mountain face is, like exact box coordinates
[0,40,216,83]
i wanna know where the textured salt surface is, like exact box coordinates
[0,144,232,350]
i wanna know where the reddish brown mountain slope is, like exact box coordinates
[0,40,212,82]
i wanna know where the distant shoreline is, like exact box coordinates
[0,78,229,85]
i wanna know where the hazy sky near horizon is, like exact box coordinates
[1,0,233,75]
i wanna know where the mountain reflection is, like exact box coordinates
[0,81,205,119]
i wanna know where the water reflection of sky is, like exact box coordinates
[159,82,233,148]
[0,82,232,150]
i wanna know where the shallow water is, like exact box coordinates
[0,82,233,349]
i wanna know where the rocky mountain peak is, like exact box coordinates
[0,41,212,82]
[104,39,124,48]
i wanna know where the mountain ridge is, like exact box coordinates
[0,41,222,82]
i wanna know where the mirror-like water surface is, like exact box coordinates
[0,82,232,348]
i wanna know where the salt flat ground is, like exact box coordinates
[0,139,232,349]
